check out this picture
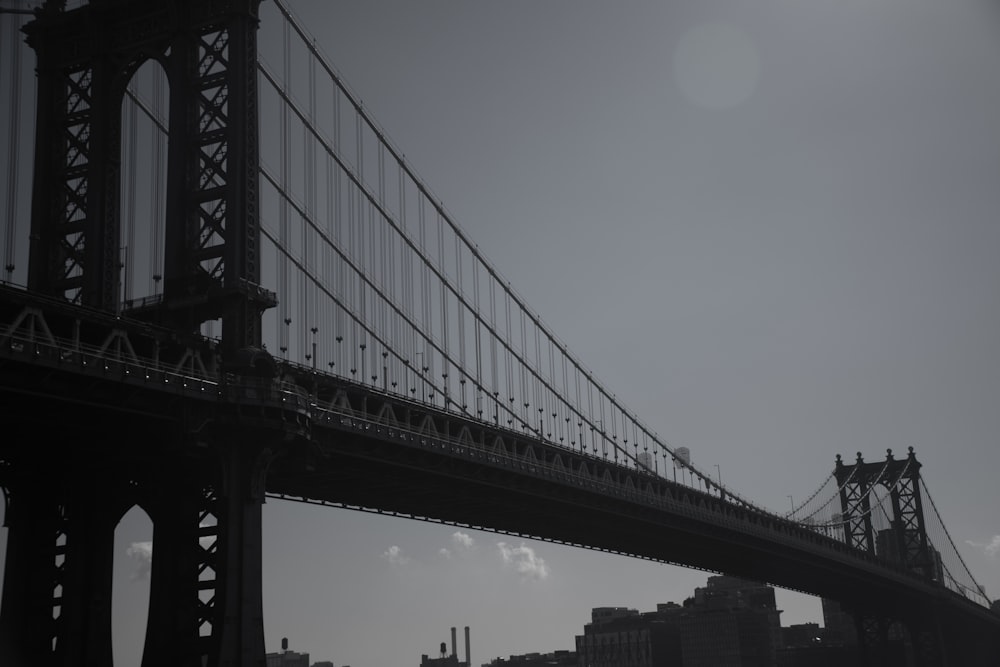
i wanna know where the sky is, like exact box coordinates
[3,0,1000,665]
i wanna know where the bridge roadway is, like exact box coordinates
[1,283,998,663]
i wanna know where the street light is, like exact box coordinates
[714,464,722,487]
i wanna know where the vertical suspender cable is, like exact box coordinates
[3,11,22,279]
[333,87,345,372]
[370,196,378,377]
[355,103,365,377]
[505,290,513,410]
[420,197,432,389]
[124,87,138,304]
[438,210,449,403]
[489,279,498,410]
[456,234,466,409]
[150,64,165,295]
[376,140,385,384]
[473,255,482,412]
[278,17,290,354]
[306,46,317,363]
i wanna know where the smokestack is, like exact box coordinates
[281,638,288,653]
[451,627,457,658]
[465,626,470,667]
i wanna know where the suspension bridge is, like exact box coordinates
[0,1,997,666]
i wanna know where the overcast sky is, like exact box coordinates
[3,0,1000,666]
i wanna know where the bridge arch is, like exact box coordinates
[112,504,154,667]
[118,56,169,312]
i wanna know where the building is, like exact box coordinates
[577,576,781,667]
[484,650,577,667]
[876,527,944,583]
[265,652,309,667]
[676,576,781,667]
[780,623,821,648]
[576,606,676,667]
[773,622,852,667]
[421,626,472,667]
[266,638,310,667]
[819,598,856,648]
[421,653,464,667]
[265,638,336,667]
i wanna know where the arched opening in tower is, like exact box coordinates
[112,504,153,667]
[118,57,169,314]
[0,487,7,609]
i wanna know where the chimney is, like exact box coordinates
[465,626,470,667]
[451,627,457,658]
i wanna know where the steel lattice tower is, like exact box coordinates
[835,446,935,579]
[1,2,281,666]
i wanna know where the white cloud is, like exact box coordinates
[381,545,410,565]
[497,541,549,581]
[439,548,452,559]
[451,531,475,549]
[966,535,1000,558]
[126,541,153,581]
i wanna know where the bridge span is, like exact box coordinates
[1,282,997,666]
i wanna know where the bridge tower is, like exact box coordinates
[835,447,947,667]
[1,2,283,666]
[23,0,275,357]
[835,447,935,580]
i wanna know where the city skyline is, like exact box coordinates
[1,1,1000,666]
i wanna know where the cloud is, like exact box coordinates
[497,541,549,581]
[381,545,410,565]
[439,548,452,559]
[451,531,475,549]
[126,541,153,581]
[966,535,1000,558]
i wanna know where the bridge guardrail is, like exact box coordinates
[0,328,313,415]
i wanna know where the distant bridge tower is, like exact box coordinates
[835,446,935,580]
[835,447,948,666]
[0,2,282,667]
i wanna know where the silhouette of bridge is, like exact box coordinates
[0,2,997,666]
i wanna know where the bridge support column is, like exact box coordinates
[214,439,274,667]
[854,612,899,667]
[0,473,132,667]
[57,483,129,667]
[141,435,276,667]
[0,484,64,666]
[142,459,213,667]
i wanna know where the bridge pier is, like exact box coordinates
[851,606,957,667]
[0,482,66,665]
[141,434,277,667]
[855,612,897,667]
[0,465,135,667]
[0,419,284,667]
